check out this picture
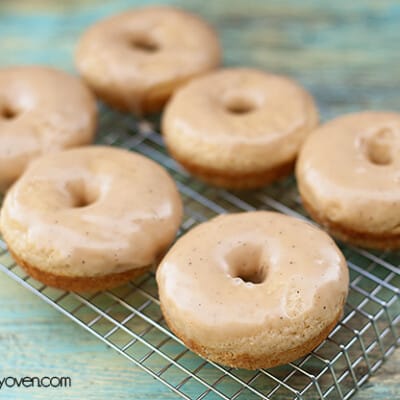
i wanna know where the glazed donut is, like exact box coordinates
[0,66,97,192]
[162,68,318,189]
[296,111,400,249]
[0,146,183,292]
[75,6,221,115]
[157,211,348,369]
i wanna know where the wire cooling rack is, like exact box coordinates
[0,107,399,400]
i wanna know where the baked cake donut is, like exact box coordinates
[0,146,183,292]
[157,211,348,369]
[296,111,400,249]
[162,68,319,189]
[75,6,221,115]
[0,66,97,192]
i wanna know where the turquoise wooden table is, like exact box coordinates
[0,1,399,399]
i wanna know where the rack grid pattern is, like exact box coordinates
[0,108,399,400]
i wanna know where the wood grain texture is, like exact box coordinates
[0,273,178,400]
[0,0,399,399]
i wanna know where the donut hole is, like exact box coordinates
[1,105,18,120]
[224,96,256,115]
[72,192,96,208]
[365,128,394,166]
[66,180,99,208]
[235,267,266,285]
[226,244,267,285]
[129,35,159,53]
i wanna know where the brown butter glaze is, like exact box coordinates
[0,146,183,277]
[0,66,97,191]
[163,68,319,176]
[76,6,221,115]
[157,212,348,345]
[296,111,400,234]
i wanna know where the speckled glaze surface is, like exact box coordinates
[0,66,97,192]
[76,6,221,115]
[163,68,318,187]
[0,146,183,277]
[157,212,348,368]
[296,111,400,241]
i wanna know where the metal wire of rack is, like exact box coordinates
[0,107,399,400]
